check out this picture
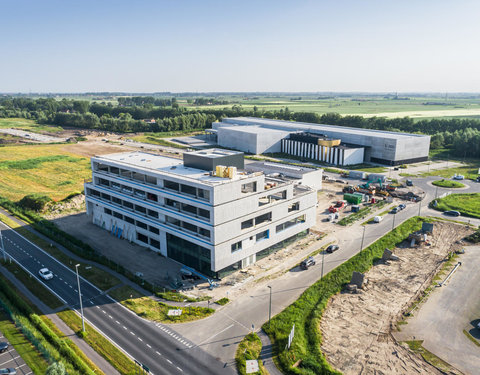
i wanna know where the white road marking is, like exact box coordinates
[146,344,151,348]
[156,351,161,356]
[123,326,127,330]
[115,320,120,324]
[176,366,183,372]
[130,331,135,335]
[166,359,172,364]
[138,337,143,342]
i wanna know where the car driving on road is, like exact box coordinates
[300,256,316,270]
[391,207,399,214]
[444,210,461,217]
[38,268,53,280]
[326,244,339,253]
[398,203,406,210]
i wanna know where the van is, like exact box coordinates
[373,216,383,223]
[406,179,413,186]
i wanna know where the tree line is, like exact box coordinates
[1,97,480,157]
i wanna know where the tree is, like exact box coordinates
[46,362,66,375]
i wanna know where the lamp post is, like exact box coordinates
[392,212,396,231]
[360,226,366,253]
[267,286,272,328]
[418,199,422,216]
[0,230,6,262]
[321,249,325,279]
[75,264,85,333]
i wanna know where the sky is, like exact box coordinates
[1,0,479,93]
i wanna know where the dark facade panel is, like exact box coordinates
[183,152,244,171]
[370,155,428,166]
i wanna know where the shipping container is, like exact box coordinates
[344,193,362,204]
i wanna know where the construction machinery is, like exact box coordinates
[329,200,346,213]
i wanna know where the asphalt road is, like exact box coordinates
[395,246,480,375]
[0,221,232,375]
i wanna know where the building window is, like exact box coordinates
[101,192,111,201]
[120,169,131,178]
[149,226,160,234]
[255,212,272,226]
[256,230,269,242]
[110,167,120,175]
[164,180,179,192]
[197,188,210,201]
[270,190,287,200]
[241,181,257,193]
[135,205,146,214]
[198,227,210,239]
[123,201,134,210]
[231,241,242,253]
[166,233,212,276]
[132,172,145,182]
[241,219,254,230]
[104,208,112,215]
[147,209,158,219]
[113,211,123,219]
[150,238,160,249]
[121,185,133,194]
[124,216,134,224]
[145,175,157,185]
[112,196,122,205]
[97,163,108,172]
[98,178,110,187]
[136,220,148,230]
[182,221,197,233]
[111,182,121,190]
[89,189,100,197]
[146,192,158,202]
[134,189,145,199]
[137,232,148,244]
[166,216,181,227]
[276,215,306,233]
[198,208,210,219]
[180,184,197,196]
[288,202,300,212]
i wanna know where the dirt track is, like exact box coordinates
[320,221,472,375]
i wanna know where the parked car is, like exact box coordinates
[453,174,464,180]
[0,342,8,353]
[444,210,461,217]
[406,179,413,186]
[326,244,339,253]
[398,203,406,210]
[0,369,17,375]
[335,179,347,184]
[373,216,383,223]
[300,256,316,270]
[476,176,480,182]
[391,207,399,214]
[38,268,53,280]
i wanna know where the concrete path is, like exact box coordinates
[258,329,282,375]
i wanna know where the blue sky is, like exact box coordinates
[0,0,479,92]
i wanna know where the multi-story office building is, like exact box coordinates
[84,149,317,277]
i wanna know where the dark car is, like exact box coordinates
[0,342,8,353]
[406,179,413,186]
[391,207,399,214]
[398,204,406,210]
[477,176,480,182]
[300,256,316,270]
[0,369,16,375]
[444,210,461,217]
[326,244,339,253]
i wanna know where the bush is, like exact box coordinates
[46,362,66,375]
[216,297,229,305]
[18,194,52,211]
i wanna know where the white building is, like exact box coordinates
[84,149,317,278]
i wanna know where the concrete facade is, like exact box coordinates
[84,150,317,277]
[213,117,431,165]
[217,126,291,154]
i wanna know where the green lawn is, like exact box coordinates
[431,193,480,218]
[109,285,214,323]
[431,179,465,188]
[235,333,266,375]
[0,118,64,133]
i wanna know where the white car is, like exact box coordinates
[453,174,464,180]
[39,268,53,280]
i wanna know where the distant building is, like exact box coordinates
[84,149,317,277]
[213,117,431,166]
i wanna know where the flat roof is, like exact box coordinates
[186,148,243,158]
[245,160,320,176]
[93,151,245,185]
[219,125,291,136]
[222,117,429,140]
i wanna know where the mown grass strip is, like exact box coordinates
[57,309,136,375]
[263,216,428,375]
[109,285,214,323]
[235,332,266,375]
[431,193,480,219]
[431,179,465,188]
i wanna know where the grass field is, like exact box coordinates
[235,333,266,375]
[432,193,480,219]
[0,144,91,201]
[0,118,64,133]
[431,179,465,188]
[180,96,480,119]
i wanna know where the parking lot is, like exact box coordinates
[0,329,32,375]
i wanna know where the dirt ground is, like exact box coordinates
[320,221,472,375]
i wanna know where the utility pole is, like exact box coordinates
[267,286,272,328]
[418,200,421,216]
[75,264,85,332]
[392,213,396,231]
[360,226,366,253]
[435,186,439,199]
[321,250,325,279]
[0,230,6,262]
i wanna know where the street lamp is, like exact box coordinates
[321,250,325,279]
[360,226,366,253]
[267,286,272,328]
[0,230,6,262]
[75,264,85,333]
[392,212,396,231]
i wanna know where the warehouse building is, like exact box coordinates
[212,117,430,166]
[84,149,317,278]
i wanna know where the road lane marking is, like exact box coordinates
[130,331,135,335]
[176,366,183,372]
[123,326,127,330]
[146,344,151,348]
[166,359,172,364]
[156,351,161,356]
[115,320,120,324]
[138,337,143,342]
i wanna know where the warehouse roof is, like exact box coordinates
[221,117,429,140]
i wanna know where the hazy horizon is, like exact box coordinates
[1,0,479,93]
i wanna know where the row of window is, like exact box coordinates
[231,215,305,253]
[240,202,299,231]
[258,190,286,207]
[90,180,211,222]
[103,207,160,235]
[95,164,210,202]
[165,216,211,240]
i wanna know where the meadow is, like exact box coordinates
[0,144,91,201]
[0,117,64,133]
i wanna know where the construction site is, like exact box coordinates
[320,221,473,375]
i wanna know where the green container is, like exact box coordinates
[344,193,362,204]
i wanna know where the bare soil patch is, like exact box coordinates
[61,140,131,157]
[320,221,472,374]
